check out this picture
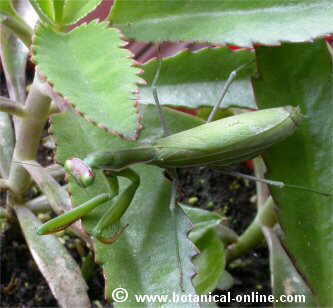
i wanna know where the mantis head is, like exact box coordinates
[64,158,95,188]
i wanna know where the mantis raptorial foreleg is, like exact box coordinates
[92,169,140,243]
[37,167,141,242]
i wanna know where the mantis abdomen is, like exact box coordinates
[153,106,302,167]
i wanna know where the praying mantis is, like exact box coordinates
[35,60,322,244]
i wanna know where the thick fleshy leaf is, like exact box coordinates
[181,204,222,242]
[253,40,333,306]
[263,227,315,307]
[53,0,65,23]
[0,0,17,17]
[0,2,31,177]
[52,105,203,303]
[30,0,104,25]
[216,271,234,291]
[29,0,54,23]
[61,0,104,25]
[0,111,13,178]
[140,48,256,109]
[192,229,225,295]
[23,161,72,213]
[33,21,143,139]
[15,206,90,307]
[110,0,333,47]
[181,205,225,294]
[0,0,29,103]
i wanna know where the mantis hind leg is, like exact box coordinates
[152,49,170,137]
[92,168,140,244]
[207,60,254,123]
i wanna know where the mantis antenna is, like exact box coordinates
[221,169,332,197]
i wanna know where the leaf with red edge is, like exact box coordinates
[33,21,143,140]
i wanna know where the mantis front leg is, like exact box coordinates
[92,168,140,243]
[37,168,140,244]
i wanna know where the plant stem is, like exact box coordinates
[0,96,26,116]
[46,164,66,180]
[8,75,51,197]
[25,194,52,213]
[226,196,276,262]
[0,206,7,219]
[1,15,32,48]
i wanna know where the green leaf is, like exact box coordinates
[140,48,256,109]
[110,0,333,47]
[192,229,225,295]
[33,22,143,140]
[29,0,104,26]
[181,204,222,242]
[181,205,225,294]
[216,271,234,291]
[23,161,72,214]
[53,0,65,23]
[0,74,16,180]
[29,0,54,24]
[253,40,333,306]
[15,206,90,307]
[263,227,316,307]
[0,7,29,103]
[0,0,17,18]
[52,105,203,303]
[61,0,104,25]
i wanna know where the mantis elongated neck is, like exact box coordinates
[84,146,157,171]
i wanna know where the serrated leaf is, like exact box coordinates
[181,204,222,242]
[253,40,333,306]
[62,0,104,25]
[181,205,225,294]
[140,48,256,109]
[52,105,203,303]
[33,21,142,139]
[263,227,315,307]
[192,229,225,295]
[110,0,333,47]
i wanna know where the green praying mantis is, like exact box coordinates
[35,60,327,244]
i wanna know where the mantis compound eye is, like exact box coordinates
[64,158,95,188]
